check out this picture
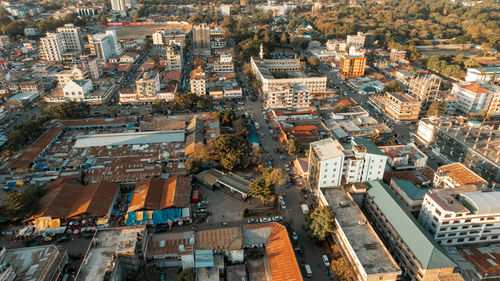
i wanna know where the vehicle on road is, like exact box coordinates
[273,216,283,221]
[292,232,298,241]
[295,245,304,256]
[248,218,258,224]
[322,255,330,267]
[303,264,312,277]
[281,201,286,209]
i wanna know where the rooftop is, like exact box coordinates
[459,244,500,279]
[146,231,194,257]
[426,185,480,213]
[196,226,243,252]
[76,226,146,281]
[392,178,429,201]
[321,188,401,276]
[74,130,185,148]
[366,180,457,270]
[460,192,500,215]
[379,144,427,162]
[437,163,488,187]
[352,137,385,156]
[310,138,344,160]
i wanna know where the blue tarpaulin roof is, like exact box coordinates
[125,208,183,226]
[248,122,259,145]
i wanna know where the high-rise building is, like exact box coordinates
[265,84,311,109]
[419,187,500,246]
[450,82,497,114]
[110,0,135,15]
[487,91,500,116]
[80,55,102,80]
[372,92,422,122]
[88,30,121,62]
[135,71,160,101]
[190,65,206,96]
[40,32,65,62]
[339,55,366,77]
[192,23,210,49]
[165,43,182,72]
[56,23,83,52]
[308,138,345,189]
[346,32,374,48]
[408,74,441,116]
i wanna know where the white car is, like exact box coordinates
[281,202,286,209]
[322,255,330,267]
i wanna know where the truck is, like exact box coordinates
[192,190,199,204]
[255,122,260,129]
[301,204,310,215]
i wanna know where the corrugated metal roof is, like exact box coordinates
[66,181,119,218]
[366,180,456,270]
[74,130,185,148]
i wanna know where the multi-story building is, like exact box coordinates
[165,43,182,72]
[63,79,95,102]
[251,57,327,95]
[213,53,234,73]
[373,92,421,122]
[378,143,428,170]
[209,26,226,49]
[388,178,430,216]
[265,84,311,109]
[326,39,348,52]
[56,23,84,52]
[193,23,210,49]
[220,4,231,16]
[308,138,345,189]
[56,66,89,86]
[415,118,499,185]
[450,82,498,114]
[363,180,457,281]
[135,71,160,101]
[309,137,386,192]
[19,78,44,94]
[339,55,366,77]
[80,55,102,80]
[433,162,488,190]
[408,74,441,116]
[190,66,206,96]
[465,67,500,83]
[88,30,121,62]
[110,0,135,15]
[487,92,500,116]
[418,187,500,246]
[40,32,65,62]
[152,29,186,47]
[346,32,374,48]
[390,49,406,61]
[318,188,402,281]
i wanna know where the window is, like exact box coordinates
[457,238,465,242]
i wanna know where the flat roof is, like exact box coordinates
[3,245,66,281]
[426,185,479,213]
[147,231,194,258]
[321,188,401,276]
[366,181,456,270]
[218,173,251,195]
[437,163,487,187]
[76,226,146,281]
[459,244,500,278]
[74,130,185,148]
[310,138,344,160]
[460,192,500,215]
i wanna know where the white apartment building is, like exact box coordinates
[80,55,102,80]
[190,65,206,96]
[326,40,347,52]
[63,80,93,101]
[418,187,500,246]
[165,43,182,72]
[465,67,500,83]
[309,137,386,191]
[110,0,135,15]
[450,82,498,114]
[135,71,160,100]
[56,66,88,86]
[308,138,345,190]
[89,30,121,62]
[265,84,311,109]
[40,33,65,62]
[56,24,83,52]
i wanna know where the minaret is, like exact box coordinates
[259,44,264,60]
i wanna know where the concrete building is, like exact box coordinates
[19,78,44,94]
[56,66,88,86]
[465,67,500,83]
[346,32,374,48]
[0,245,67,281]
[80,55,102,80]
[309,138,345,189]
[56,23,83,52]
[318,188,401,281]
[165,43,182,72]
[251,57,327,96]
[433,163,488,190]
[326,39,348,52]
[339,55,366,77]
[373,92,422,122]
[408,74,441,116]
[88,30,121,62]
[135,71,160,101]
[110,0,135,15]
[487,92,500,116]
[40,32,65,62]
[450,82,498,114]
[152,29,186,47]
[265,84,311,109]
[419,187,500,246]
[63,79,93,101]
[190,65,206,96]
[220,4,231,16]
[388,178,430,216]
[414,118,499,185]
[378,143,428,170]
[309,137,386,191]
[363,181,457,281]
[390,49,406,61]
[193,23,210,49]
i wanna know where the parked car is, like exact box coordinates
[273,216,283,221]
[295,246,304,256]
[281,201,286,209]
[248,218,257,224]
[292,232,298,241]
[322,255,330,267]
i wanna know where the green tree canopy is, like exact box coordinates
[44,101,90,119]
[307,57,320,69]
[233,118,249,136]
[286,138,301,158]
[330,257,354,281]
[174,93,212,111]
[309,206,336,241]
[210,134,251,171]
[132,266,160,281]
[216,109,237,125]
[426,101,448,117]
[0,185,46,221]
[249,168,285,202]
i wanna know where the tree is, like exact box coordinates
[309,206,335,241]
[0,185,46,221]
[249,168,285,202]
[233,118,249,136]
[152,99,168,114]
[44,101,90,119]
[216,109,236,125]
[286,138,301,158]
[177,268,195,281]
[333,103,348,113]
[330,257,354,281]
[280,32,288,45]
[426,101,448,117]
[384,80,403,92]
[132,266,160,281]
[307,57,320,69]
[210,134,251,171]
